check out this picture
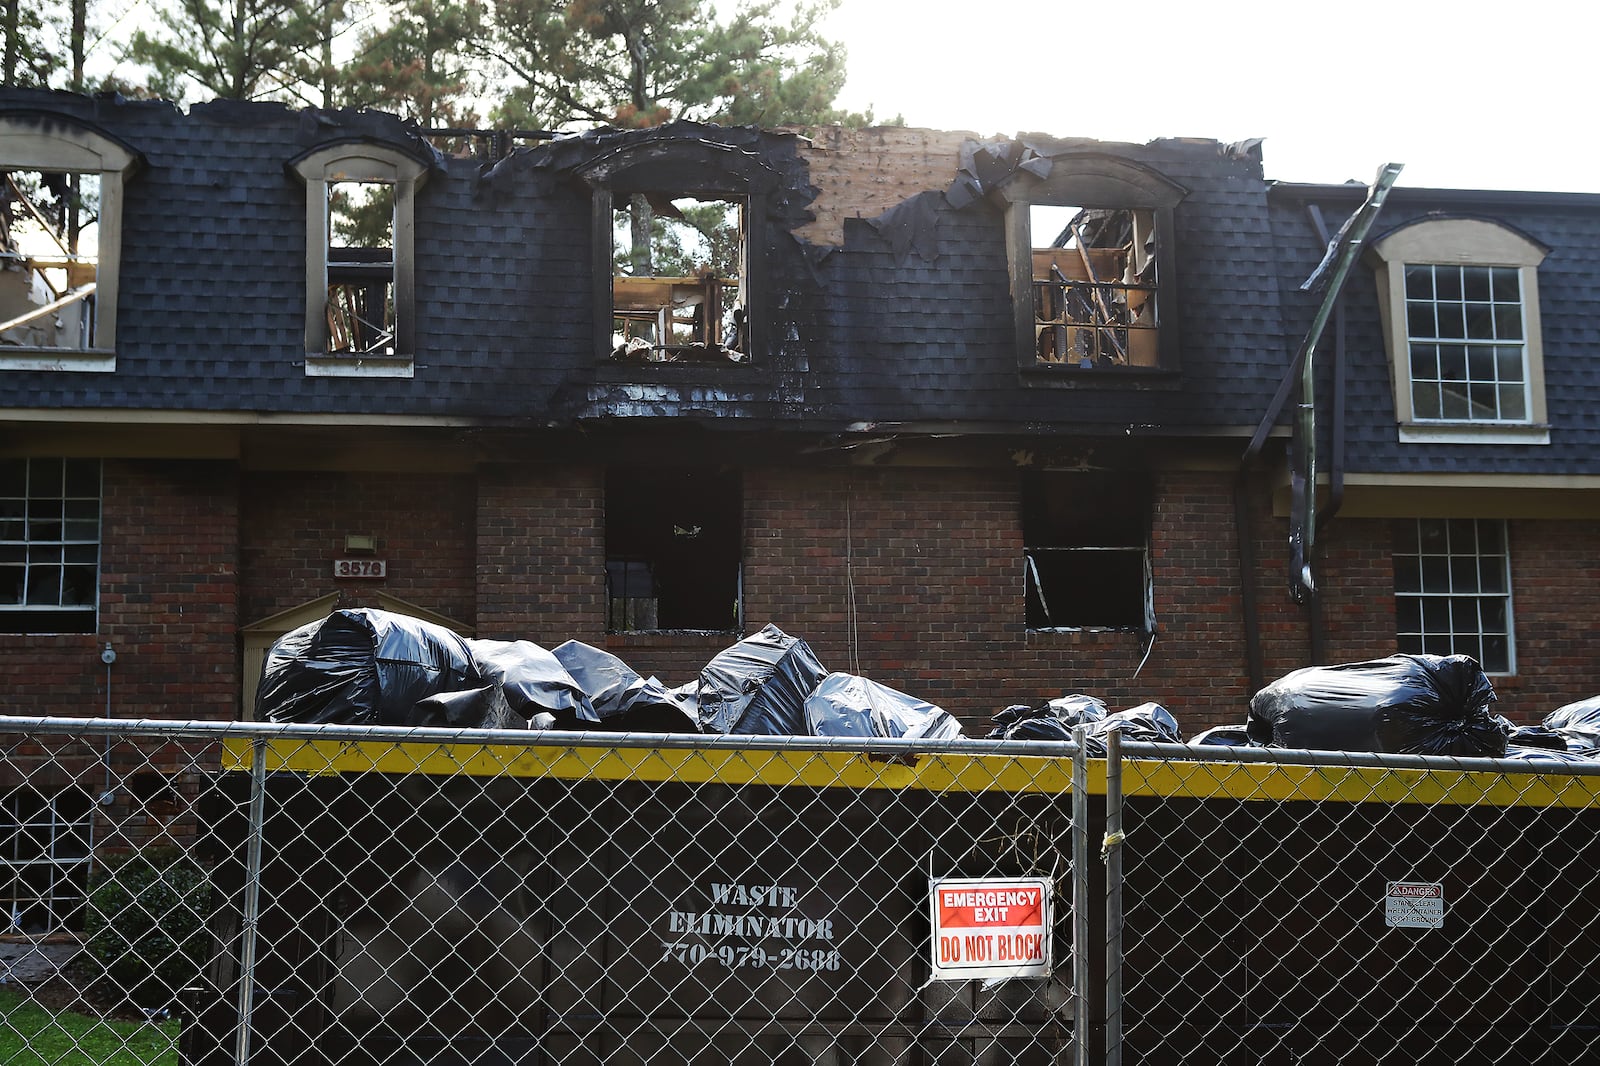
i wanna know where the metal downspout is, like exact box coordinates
[1288,163,1404,606]
[1304,203,1346,667]
[1237,164,1402,687]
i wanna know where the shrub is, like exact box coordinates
[82,848,213,1009]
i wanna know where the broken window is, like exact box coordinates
[1030,205,1159,367]
[327,181,396,356]
[1022,471,1151,630]
[0,114,138,368]
[605,467,741,632]
[609,194,747,363]
[998,153,1183,375]
[289,142,428,377]
[0,457,100,634]
[0,169,100,350]
[1,785,94,934]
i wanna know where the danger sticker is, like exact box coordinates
[930,877,1052,980]
[1385,881,1445,929]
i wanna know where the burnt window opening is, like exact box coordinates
[1022,471,1152,630]
[1000,154,1184,376]
[326,181,396,356]
[1031,205,1158,368]
[0,168,100,351]
[606,468,741,632]
[289,141,427,376]
[610,195,747,365]
[1,785,94,934]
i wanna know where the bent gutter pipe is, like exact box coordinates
[1236,164,1402,690]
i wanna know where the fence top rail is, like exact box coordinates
[6,718,1598,806]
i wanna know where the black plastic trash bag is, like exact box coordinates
[466,638,594,722]
[804,672,962,740]
[986,694,1108,742]
[257,609,482,725]
[1086,703,1180,745]
[1499,718,1569,752]
[1247,653,1504,756]
[1543,696,1600,756]
[1190,725,1253,747]
[697,624,828,735]
[1501,744,1594,764]
[549,640,698,732]
[413,684,524,730]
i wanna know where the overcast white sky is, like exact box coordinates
[821,0,1599,194]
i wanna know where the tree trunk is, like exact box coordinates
[629,193,654,278]
[3,0,18,86]
[71,0,86,91]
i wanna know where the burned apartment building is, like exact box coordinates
[5,86,1600,756]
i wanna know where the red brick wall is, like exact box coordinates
[0,459,239,723]
[476,463,605,646]
[240,470,476,627]
[741,466,1267,736]
[12,455,1589,738]
[1494,519,1600,723]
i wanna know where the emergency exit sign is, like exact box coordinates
[930,876,1052,980]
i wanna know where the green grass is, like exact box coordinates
[0,987,177,1066]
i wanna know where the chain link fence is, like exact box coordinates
[2,717,1599,1065]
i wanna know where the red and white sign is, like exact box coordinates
[1385,881,1444,929]
[930,877,1052,980]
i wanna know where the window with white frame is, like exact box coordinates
[288,141,428,377]
[1,785,94,934]
[1369,218,1549,444]
[0,457,100,634]
[1394,518,1513,673]
[0,113,140,370]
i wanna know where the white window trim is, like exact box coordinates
[289,142,428,378]
[1394,517,1516,675]
[0,116,139,372]
[1369,218,1549,444]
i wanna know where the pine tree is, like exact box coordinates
[484,0,859,130]
[341,0,482,128]
[123,0,350,103]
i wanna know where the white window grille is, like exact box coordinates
[1,786,95,934]
[1404,264,1528,422]
[0,457,101,633]
[1395,517,1514,673]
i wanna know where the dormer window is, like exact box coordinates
[288,141,429,378]
[568,130,774,367]
[996,154,1184,378]
[1030,205,1159,367]
[610,194,747,363]
[0,113,140,371]
[1369,217,1549,444]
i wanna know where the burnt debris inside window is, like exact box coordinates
[1023,470,1151,629]
[610,195,746,364]
[326,181,396,356]
[605,467,741,632]
[0,169,100,350]
[1031,205,1157,368]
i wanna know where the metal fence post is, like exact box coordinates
[1105,727,1123,1066]
[234,737,269,1066]
[1072,726,1090,1066]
